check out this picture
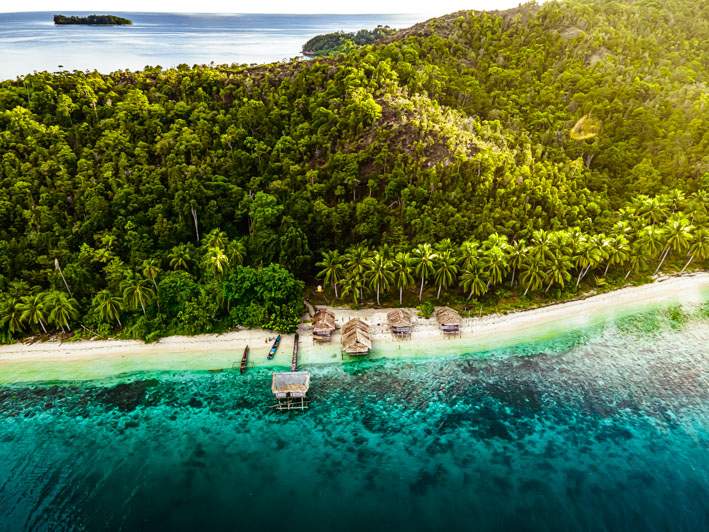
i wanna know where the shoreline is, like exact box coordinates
[0,273,707,383]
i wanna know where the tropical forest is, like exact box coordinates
[0,0,707,342]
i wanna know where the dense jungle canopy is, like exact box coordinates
[0,0,707,341]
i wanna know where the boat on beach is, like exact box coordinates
[240,345,249,374]
[267,335,281,360]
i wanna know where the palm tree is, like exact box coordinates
[0,297,23,337]
[530,229,555,262]
[574,234,606,288]
[122,278,155,315]
[544,255,572,293]
[17,293,48,334]
[344,245,370,302]
[604,235,631,276]
[459,240,481,270]
[203,229,228,249]
[634,195,670,225]
[507,239,527,288]
[412,243,437,302]
[625,242,648,280]
[316,250,344,299]
[54,258,73,296]
[168,243,194,271]
[93,290,123,328]
[637,225,665,259]
[433,250,458,299]
[520,258,545,296]
[681,228,708,273]
[226,239,246,266]
[142,259,161,291]
[391,252,414,305]
[45,291,79,332]
[366,252,393,306]
[341,270,367,305]
[202,245,229,279]
[482,245,508,288]
[654,215,694,274]
[460,265,487,300]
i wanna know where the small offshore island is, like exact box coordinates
[53,14,132,25]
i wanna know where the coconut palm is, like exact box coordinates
[412,243,437,302]
[93,290,124,328]
[637,225,665,259]
[654,215,694,274]
[544,255,573,293]
[507,239,527,287]
[604,235,631,276]
[482,245,508,288]
[460,265,487,300]
[168,243,194,271]
[366,252,393,306]
[122,278,155,315]
[45,291,79,332]
[520,258,545,296]
[203,229,228,249]
[54,258,73,296]
[433,250,458,299]
[575,234,606,288]
[633,195,670,225]
[202,245,229,279]
[316,250,344,299]
[341,270,367,305]
[0,297,24,337]
[681,228,708,273]
[226,239,246,266]
[344,244,370,302]
[530,229,555,262]
[459,240,481,270]
[17,293,48,334]
[391,252,414,305]
[625,242,648,279]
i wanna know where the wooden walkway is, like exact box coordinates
[291,333,299,372]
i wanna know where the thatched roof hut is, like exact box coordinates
[312,308,337,341]
[387,309,413,336]
[435,307,462,334]
[341,318,372,355]
[271,371,311,399]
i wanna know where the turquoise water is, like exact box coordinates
[1,305,707,531]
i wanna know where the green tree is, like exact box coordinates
[92,290,124,328]
[391,252,415,305]
[45,290,79,332]
[433,250,458,300]
[366,251,393,306]
[122,278,155,315]
[17,293,48,334]
[654,215,694,274]
[168,243,195,271]
[412,243,437,302]
[460,265,487,300]
[681,228,708,273]
[316,250,344,299]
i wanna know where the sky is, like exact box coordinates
[0,1,525,15]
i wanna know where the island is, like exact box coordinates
[302,25,396,56]
[53,14,132,25]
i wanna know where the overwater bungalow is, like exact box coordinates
[341,318,372,356]
[312,308,337,342]
[387,309,413,337]
[435,307,462,335]
[271,371,310,410]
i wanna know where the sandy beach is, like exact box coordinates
[0,273,707,383]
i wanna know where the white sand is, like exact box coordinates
[0,273,706,383]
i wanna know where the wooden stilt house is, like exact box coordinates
[341,318,372,356]
[312,308,337,342]
[271,371,311,410]
[435,307,462,335]
[387,309,413,337]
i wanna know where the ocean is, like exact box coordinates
[0,303,707,531]
[0,12,424,80]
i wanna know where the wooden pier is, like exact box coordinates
[291,333,299,371]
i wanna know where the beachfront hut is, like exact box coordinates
[387,309,413,337]
[341,318,372,356]
[312,308,337,342]
[435,307,462,335]
[271,371,311,410]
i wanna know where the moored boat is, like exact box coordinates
[267,335,281,360]
[240,345,249,374]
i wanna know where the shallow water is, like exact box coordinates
[0,12,423,80]
[0,304,707,531]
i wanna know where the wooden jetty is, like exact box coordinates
[312,308,337,342]
[435,307,462,335]
[271,371,310,411]
[387,309,413,337]
[291,333,299,372]
[341,318,372,356]
[240,345,249,374]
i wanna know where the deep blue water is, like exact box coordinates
[0,12,423,79]
[0,306,707,531]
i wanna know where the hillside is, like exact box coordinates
[0,0,707,341]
